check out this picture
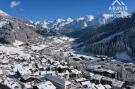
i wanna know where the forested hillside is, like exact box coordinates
[71,13,135,61]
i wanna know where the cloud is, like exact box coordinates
[10,1,21,8]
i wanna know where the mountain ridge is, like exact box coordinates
[36,11,130,31]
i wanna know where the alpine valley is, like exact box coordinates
[1,9,135,89]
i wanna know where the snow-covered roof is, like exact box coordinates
[95,84,105,89]
[81,81,91,86]
[14,64,31,75]
[71,69,81,74]
[104,84,112,89]
[4,77,22,89]
[21,74,31,80]
[112,79,124,88]
[0,21,8,28]
[89,72,94,77]
[37,81,56,89]
[45,75,71,86]
[75,78,87,82]
[91,74,103,81]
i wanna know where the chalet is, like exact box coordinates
[20,74,41,83]
[80,81,91,88]
[101,77,112,85]
[90,73,125,89]
[70,69,81,79]
[1,59,9,65]
[90,74,103,84]
[95,84,105,89]
[73,57,81,61]
[104,84,112,89]
[87,67,116,78]
[35,81,56,89]
[82,71,94,79]
[58,70,70,79]
[45,75,71,89]
[80,56,88,60]
[75,78,87,83]
[112,79,125,89]
[4,77,22,89]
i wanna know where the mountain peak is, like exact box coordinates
[0,10,9,16]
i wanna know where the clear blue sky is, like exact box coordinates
[0,0,134,21]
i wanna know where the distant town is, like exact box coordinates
[0,36,135,89]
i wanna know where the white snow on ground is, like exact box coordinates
[13,40,24,47]
[59,36,70,41]
[116,52,131,61]
[50,36,74,43]
[95,84,105,89]
[25,24,36,28]
[31,44,47,51]
[0,45,30,59]
[53,37,65,43]
[0,21,8,28]
[13,64,31,75]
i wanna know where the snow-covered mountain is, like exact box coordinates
[91,11,131,25]
[0,10,9,16]
[36,11,130,31]
[0,10,131,45]
[0,10,44,44]
[36,15,94,30]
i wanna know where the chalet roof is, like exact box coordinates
[45,75,71,86]
[81,81,91,86]
[95,84,105,89]
[37,81,56,89]
[75,78,87,82]
[104,85,112,89]
[21,74,31,80]
[88,67,116,74]
[91,74,103,81]
[112,79,124,88]
[101,77,112,82]
[71,69,81,74]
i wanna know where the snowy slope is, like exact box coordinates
[0,10,9,16]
